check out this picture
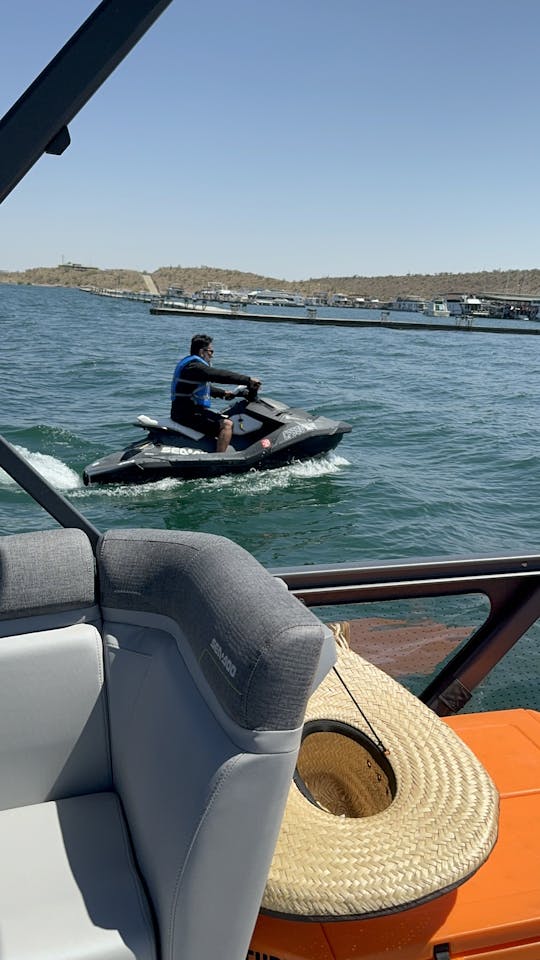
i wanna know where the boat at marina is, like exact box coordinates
[0,4,539,960]
[159,297,234,314]
[424,297,451,317]
[151,299,240,317]
[82,389,352,485]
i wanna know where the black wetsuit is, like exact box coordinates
[170,358,254,437]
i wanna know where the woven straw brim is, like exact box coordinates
[263,645,499,920]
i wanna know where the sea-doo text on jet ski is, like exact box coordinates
[82,389,352,485]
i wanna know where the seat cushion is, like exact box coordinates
[0,623,111,810]
[0,792,156,960]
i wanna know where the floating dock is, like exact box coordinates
[149,304,540,336]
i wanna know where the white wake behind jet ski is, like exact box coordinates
[82,389,352,485]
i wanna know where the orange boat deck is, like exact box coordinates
[250,709,540,960]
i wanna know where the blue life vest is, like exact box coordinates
[170,355,211,407]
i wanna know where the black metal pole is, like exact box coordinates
[0,435,100,550]
[0,0,173,203]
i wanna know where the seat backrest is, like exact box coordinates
[98,528,331,960]
[0,528,111,810]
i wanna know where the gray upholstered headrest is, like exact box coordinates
[97,529,327,731]
[0,528,96,620]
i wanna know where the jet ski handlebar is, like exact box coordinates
[247,381,260,401]
[231,383,260,402]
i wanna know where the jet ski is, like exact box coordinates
[82,389,352,485]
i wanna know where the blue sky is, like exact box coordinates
[1,0,539,280]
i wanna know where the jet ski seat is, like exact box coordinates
[135,413,204,440]
[0,527,332,960]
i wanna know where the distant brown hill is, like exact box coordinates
[1,264,539,300]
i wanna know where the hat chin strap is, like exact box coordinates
[328,624,389,756]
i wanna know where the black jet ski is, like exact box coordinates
[82,389,352,485]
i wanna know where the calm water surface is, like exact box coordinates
[1,284,539,568]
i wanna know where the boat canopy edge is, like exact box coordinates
[0,0,173,204]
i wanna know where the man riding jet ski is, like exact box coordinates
[82,335,352,485]
[170,333,261,452]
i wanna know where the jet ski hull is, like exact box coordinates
[83,397,351,486]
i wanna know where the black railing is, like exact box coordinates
[271,555,540,716]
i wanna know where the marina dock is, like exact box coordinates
[149,303,540,336]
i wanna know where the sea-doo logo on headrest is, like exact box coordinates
[210,638,237,678]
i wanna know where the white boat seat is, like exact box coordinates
[135,414,204,441]
[0,794,155,960]
[0,526,331,960]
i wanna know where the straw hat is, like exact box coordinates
[262,633,499,921]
